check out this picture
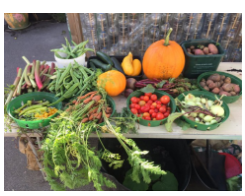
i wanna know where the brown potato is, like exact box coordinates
[200,81,206,87]
[212,87,220,94]
[222,83,233,92]
[224,77,231,83]
[232,84,240,93]
[203,47,209,54]
[215,82,221,88]
[230,91,237,96]
[208,43,218,54]
[208,82,216,89]
[219,91,231,96]
[208,74,221,82]
[190,45,195,50]
[221,75,226,80]
[203,86,210,91]
[206,80,213,85]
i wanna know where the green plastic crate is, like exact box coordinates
[126,90,176,127]
[7,92,62,129]
[181,39,225,79]
[176,90,230,131]
[197,71,242,104]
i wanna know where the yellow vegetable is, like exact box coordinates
[121,52,134,76]
[131,59,142,76]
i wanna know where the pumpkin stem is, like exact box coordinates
[164,28,173,46]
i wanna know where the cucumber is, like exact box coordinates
[96,51,114,66]
[110,57,125,74]
[89,59,112,71]
[89,61,97,72]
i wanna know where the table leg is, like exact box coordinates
[206,139,210,170]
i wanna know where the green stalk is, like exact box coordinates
[164,28,173,46]
[17,65,29,96]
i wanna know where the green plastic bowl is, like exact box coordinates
[7,92,62,129]
[176,90,230,131]
[197,71,242,104]
[98,95,116,126]
[126,90,176,127]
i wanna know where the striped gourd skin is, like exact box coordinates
[143,39,185,80]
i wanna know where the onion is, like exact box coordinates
[198,113,205,119]
[210,105,224,117]
[184,94,196,103]
[203,115,215,122]
[190,112,197,117]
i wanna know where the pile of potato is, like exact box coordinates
[186,43,219,55]
[200,73,241,96]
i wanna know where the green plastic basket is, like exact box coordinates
[7,92,62,129]
[176,90,230,131]
[197,71,242,104]
[126,90,176,127]
[181,39,224,79]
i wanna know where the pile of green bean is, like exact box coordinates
[47,61,99,106]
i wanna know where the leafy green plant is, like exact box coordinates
[50,38,94,59]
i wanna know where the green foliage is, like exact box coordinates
[226,175,242,191]
[139,84,155,93]
[152,171,178,191]
[165,113,184,132]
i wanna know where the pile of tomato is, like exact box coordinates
[130,92,171,121]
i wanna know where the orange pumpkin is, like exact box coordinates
[142,28,185,80]
[97,70,126,97]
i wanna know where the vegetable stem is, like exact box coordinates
[164,28,173,46]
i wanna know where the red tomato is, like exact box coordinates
[152,118,156,121]
[143,96,150,102]
[141,106,145,112]
[131,108,138,114]
[156,104,161,109]
[150,105,155,109]
[167,106,171,111]
[154,108,159,113]
[156,113,164,120]
[151,112,157,118]
[147,100,153,105]
[160,95,170,105]
[159,105,167,113]
[134,104,140,110]
[145,93,152,97]
[130,103,135,108]
[131,97,139,103]
[149,109,155,114]
[152,102,157,107]
[164,111,170,117]
[143,112,150,117]
[137,114,141,117]
[140,95,145,100]
[138,108,142,113]
[150,94,157,101]
[139,100,146,106]
[156,100,161,105]
[145,116,151,120]
[144,105,150,112]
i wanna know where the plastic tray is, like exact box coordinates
[197,71,242,104]
[87,55,144,80]
[181,39,225,79]
[7,92,62,129]
[176,90,230,131]
[126,90,176,127]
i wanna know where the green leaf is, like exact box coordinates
[169,78,175,83]
[226,175,242,191]
[139,84,155,93]
[156,80,166,88]
[174,118,191,131]
[152,171,178,191]
[165,112,184,132]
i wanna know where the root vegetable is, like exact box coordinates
[187,48,191,53]
[106,107,112,114]
[203,86,210,91]
[200,82,206,87]
[212,87,220,94]
[224,77,231,84]
[207,53,213,55]
[210,105,224,117]
[81,118,89,123]
[215,82,221,88]
[219,91,231,96]
[208,74,221,82]
[203,47,209,54]
[221,75,226,80]
[92,95,102,102]
[201,78,206,82]
[203,115,215,122]
[126,78,137,90]
[124,89,134,98]
[190,112,197,117]
[232,84,240,93]
[187,116,195,121]
[222,83,233,92]
[194,49,204,55]
[208,43,218,54]
[208,82,216,89]
[230,91,237,96]
[206,80,213,85]
[190,45,195,50]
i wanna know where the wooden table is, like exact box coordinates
[4,62,242,140]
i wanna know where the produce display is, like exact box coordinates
[51,38,94,59]
[129,92,171,121]
[186,43,219,55]
[13,100,58,120]
[4,35,241,192]
[142,28,185,80]
[199,73,241,96]
[176,93,225,125]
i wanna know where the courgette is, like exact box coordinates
[110,57,125,74]
[96,51,114,66]
[89,59,112,71]
[89,61,97,72]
